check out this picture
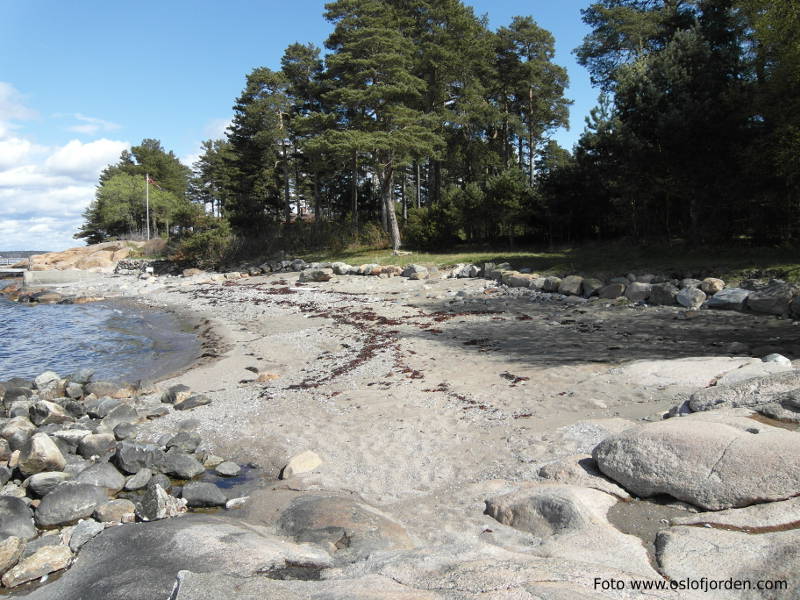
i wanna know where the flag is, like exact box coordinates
[146,176,162,190]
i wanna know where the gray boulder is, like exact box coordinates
[29,400,74,426]
[24,472,72,498]
[137,484,186,521]
[68,519,105,552]
[99,403,138,432]
[648,282,678,306]
[19,514,332,600]
[160,384,191,405]
[746,279,798,316]
[165,431,201,454]
[298,268,333,283]
[598,283,625,299]
[594,414,800,510]
[542,276,562,293]
[0,497,36,541]
[331,262,353,275]
[581,278,604,298]
[75,462,126,494]
[214,462,240,477]
[159,448,204,479]
[124,468,153,491]
[35,483,108,527]
[624,281,651,303]
[707,287,750,310]
[174,394,211,411]
[676,286,706,309]
[558,276,583,296]
[181,482,226,508]
[114,442,166,475]
[688,369,800,413]
[77,433,117,460]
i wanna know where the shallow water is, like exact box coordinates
[0,285,200,383]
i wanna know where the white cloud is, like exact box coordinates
[0,137,47,170]
[65,113,121,135]
[45,138,128,180]
[0,82,37,122]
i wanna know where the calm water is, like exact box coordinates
[0,281,200,383]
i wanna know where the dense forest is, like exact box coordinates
[77,0,800,266]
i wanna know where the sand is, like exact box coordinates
[112,271,800,519]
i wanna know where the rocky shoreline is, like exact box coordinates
[1,260,799,598]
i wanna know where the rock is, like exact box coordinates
[0,536,24,576]
[670,496,800,530]
[33,371,60,391]
[542,276,562,293]
[85,396,122,419]
[181,482,227,508]
[537,455,630,499]
[18,433,66,477]
[0,466,10,487]
[298,268,333,282]
[160,384,192,405]
[202,455,224,469]
[93,499,136,522]
[225,497,248,510]
[75,462,125,494]
[99,403,139,432]
[24,472,72,498]
[1,544,72,588]
[165,431,201,454]
[35,483,109,527]
[214,462,240,477]
[485,484,655,577]
[160,448,204,479]
[64,382,83,399]
[124,468,153,491]
[50,429,92,446]
[29,400,74,426]
[401,264,428,278]
[763,352,792,366]
[624,281,651,303]
[114,442,166,475]
[594,413,800,510]
[63,401,87,419]
[68,519,105,552]
[182,268,202,277]
[1,416,36,450]
[85,381,134,399]
[746,279,798,316]
[581,278,604,298]
[656,526,800,600]
[0,497,36,541]
[558,275,583,296]
[174,394,211,411]
[77,433,117,460]
[281,450,322,479]
[148,474,174,494]
[648,282,678,306]
[598,283,625,299]
[688,369,800,413]
[68,368,94,385]
[714,359,792,386]
[113,422,136,441]
[331,262,353,275]
[707,287,751,311]
[503,272,534,288]
[272,494,414,561]
[676,286,707,309]
[21,514,332,600]
[136,484,187,521]
[698,277,725,295]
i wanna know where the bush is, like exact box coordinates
[173,217,233,269]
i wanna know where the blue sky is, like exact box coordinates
[0,0,595,251]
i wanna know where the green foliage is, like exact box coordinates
[174,216,233,269]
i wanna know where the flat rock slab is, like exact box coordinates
[656,525,800,600]
[594,414,800,510]
[20,514,332,600]
[689,369,800,413]
[609,357,766,388]
[172,571,440,600]
[484,483,655,577]
[670,497,800,531]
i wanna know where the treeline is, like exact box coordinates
[79,0,800,266]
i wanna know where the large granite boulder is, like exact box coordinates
[688,369,800,413]
[19,514,333,600]
[746,280,798,316]
[18,433,65,477]
[707,287,750,310]
[593,413,800,510]
[35,483,109,527]
[0,497,36,540]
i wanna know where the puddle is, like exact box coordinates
[607,495,696,559]
[748,413,800,432]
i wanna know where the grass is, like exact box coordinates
[301,240,800,283]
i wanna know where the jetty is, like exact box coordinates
[0,257,24,277]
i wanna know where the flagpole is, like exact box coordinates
[145,173,150,241]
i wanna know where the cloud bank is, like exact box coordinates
[0,83,129,252]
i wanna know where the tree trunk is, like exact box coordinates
[415,161,421,208]
[382,166,401,251]
[401,171,407,222]
[352,151,359,232]
[279,111,291,224]
[313,172,321,223]
[379,170,388,232]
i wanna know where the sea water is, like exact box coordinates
[0,282,200,383]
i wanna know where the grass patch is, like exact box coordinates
[301,241,800,283]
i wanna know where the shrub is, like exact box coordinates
[173,216,233,269]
